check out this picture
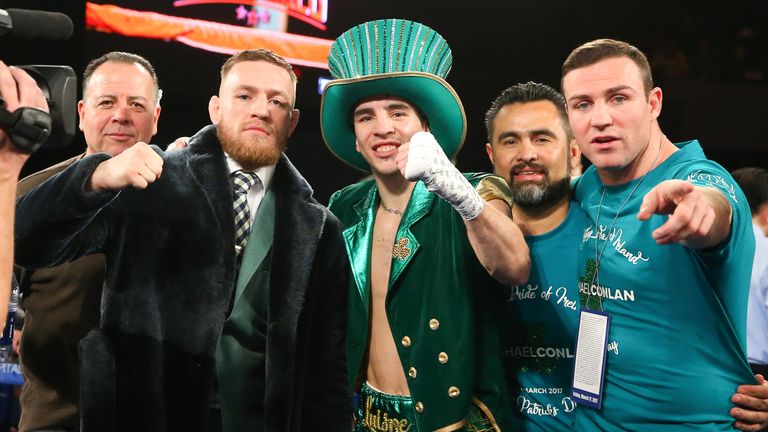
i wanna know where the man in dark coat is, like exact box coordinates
[14,49,351,432]
[15,51,162,432]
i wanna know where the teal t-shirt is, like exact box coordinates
[573,140,755,431]
[504,202,585,431]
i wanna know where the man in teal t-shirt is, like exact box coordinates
[485,82,585,431]
[503,203,585,431]
[563,38,756,430]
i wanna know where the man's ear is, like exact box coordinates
[287,109,300,137]
[649,87,663,121]
[485,142,494,166]
[77,100,86,132]
[569,138,582,175]
[151,105,161,137]
[208,95,220,124]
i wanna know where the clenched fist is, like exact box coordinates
[395,131,484,220]
[87,142,163,191]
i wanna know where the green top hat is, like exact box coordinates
[320,19,467,172]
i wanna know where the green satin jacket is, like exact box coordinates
[329,175,512,431]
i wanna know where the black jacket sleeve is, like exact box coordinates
[15,153,118,268]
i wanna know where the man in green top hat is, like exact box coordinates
[321,19,531,431]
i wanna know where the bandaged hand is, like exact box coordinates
[397,131,483,220]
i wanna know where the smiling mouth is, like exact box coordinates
[513,169,546,179]
[371,142,400,155]
[374,144,397,152]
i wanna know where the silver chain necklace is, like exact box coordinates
[380,203,403,216]
[589,136,664,310]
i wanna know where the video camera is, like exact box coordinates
[0,8,77,153]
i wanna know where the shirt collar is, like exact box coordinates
[224,153,276,192]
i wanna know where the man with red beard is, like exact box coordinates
[14,49,350,431]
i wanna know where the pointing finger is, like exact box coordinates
[638,190,659,221]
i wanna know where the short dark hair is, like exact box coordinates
[732,167,768,215]
[221,49,297,86]
[561,38,654,96]
[82,51,160,103]
[484,81,571,143]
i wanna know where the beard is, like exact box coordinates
[509,163,571,209]
[217,119,287,170]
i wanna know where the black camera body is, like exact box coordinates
[21,65,78,148]
[0,65,77,153]
[0,7,77,153]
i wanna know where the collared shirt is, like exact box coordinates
[748,222,768,365]
[225,154,275,225]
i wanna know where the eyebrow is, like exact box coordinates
[353,102,413,118]
[530,128,557,137]
[386,102,411,111]
[496,128,557,141]
[567,85,634,103]
[353,107,374,118]
[234,84,290,100]
[605,85,634,95]
[496,130,521,141]
[94,94,148,101]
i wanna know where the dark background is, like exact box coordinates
[2,0,767,204]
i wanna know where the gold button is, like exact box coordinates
[415,401,424,413]
[429,318,440,330]
[438,352,448,364]
[408,367,417,379]
[448,386,460,398]
[401,336,411,348]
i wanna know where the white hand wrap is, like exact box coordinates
[404,131,484,220]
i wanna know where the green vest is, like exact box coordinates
[328,176,512,431]
[216,186,275,432]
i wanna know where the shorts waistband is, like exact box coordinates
[355,382,418,432]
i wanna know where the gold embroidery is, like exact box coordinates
[362,395,412,432]
[392,237,411,260]
[465,408,494,432]
[469,397,501,432]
